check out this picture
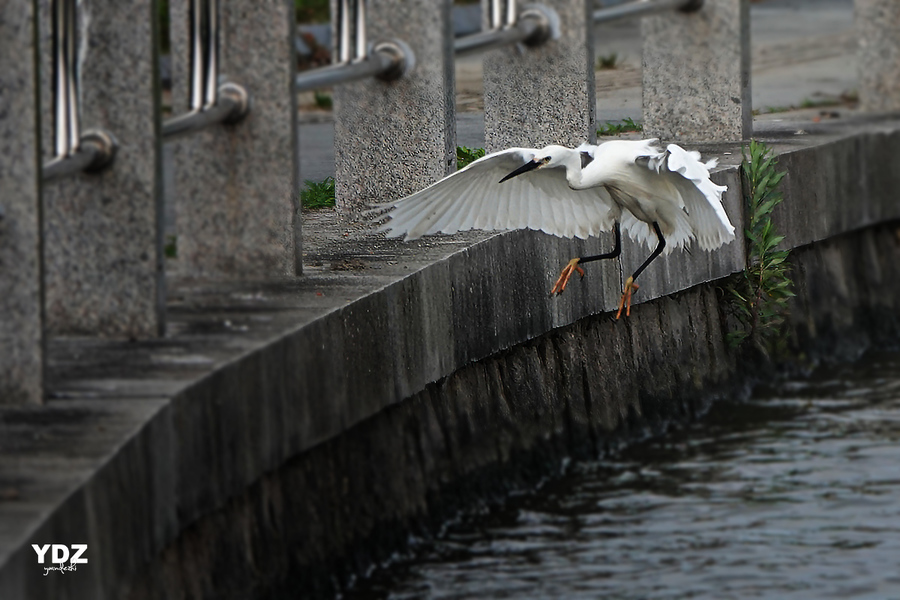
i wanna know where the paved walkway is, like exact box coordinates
[297,0,856,182]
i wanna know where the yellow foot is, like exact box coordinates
[550,258,585,296]
[616,276,640,320]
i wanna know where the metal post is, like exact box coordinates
[1,0,44,404]
[52,0,78,158]
[355,0,367,61]
[506,0,517,27]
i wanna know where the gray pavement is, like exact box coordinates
[297,0,856,183]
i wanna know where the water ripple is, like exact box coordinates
[347,351,900,600]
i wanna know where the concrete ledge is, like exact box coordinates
[2,115,900,598]
[128,224,900,599]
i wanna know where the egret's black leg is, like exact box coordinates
[631,222,665,281]
[551,223,622,296]
[616,221,665,319]
[579,222,622,265]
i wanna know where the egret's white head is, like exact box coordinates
[499,145,571,183]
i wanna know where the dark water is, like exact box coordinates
[347,351,900,600]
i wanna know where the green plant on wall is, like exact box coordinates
[298,147,488,211]
[456,145,486,169]
[726,140,794,355]
[301,177,336,210]
[295,0,329,23]
[597,118,642,137]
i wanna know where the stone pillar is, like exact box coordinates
[642,0,751,142]
[332,0,456,212]
[856,0,900,112]
[170,0,300,278]
[0,0,43,404]
[40,0,164,338]
[483,0,596,151]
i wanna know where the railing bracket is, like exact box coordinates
[80,129,119,172]
[218,82,251,124]
[520,4,559,48]
[373,40,415,82]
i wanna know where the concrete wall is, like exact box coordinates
[134,224,900,599]
[856,0,900,112]
[0,0,44,405]
[169,0,300,278]
[38,0,165,338]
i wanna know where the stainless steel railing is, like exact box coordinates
[593,0,703,25]
[162,0,250,140]
[296,0,416,93]
[295,0,701,93]
[42,0,117,183]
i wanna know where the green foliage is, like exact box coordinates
[157,0,171,54]
[597,118,642,137]
[313,91,333,109]
[295,0,330,23]
[726,140,794,355]
[456,146,486,170]
[596,52,620,70]
[164,235,177,258]
[301,177,336,210]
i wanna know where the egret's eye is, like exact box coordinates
[542,157,551,164]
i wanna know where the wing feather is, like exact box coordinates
[560,192,579,239]
[429,174,483,235]
[627,140,735,252]
[377,147,617,240]
[405,183,461,239]
[663,144,735,251]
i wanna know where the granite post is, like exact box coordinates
[0,0,43,404]
[482,0,596,151]
[331,0,456,213]
[642,0,751,142]
[170,0,301,278]
[39,0,165,337]
[855,0,900,112]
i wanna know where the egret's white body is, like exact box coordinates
[377,138,735,316]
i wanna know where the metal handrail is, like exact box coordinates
[163,83,250,140]
[296,41,413,92]
[296,1,558,92]
[162,0,250,140]
[42,0,116,182]
[593,0,703,25]
[43,130,118,182]
[455,4,557,57]
[490,0,518,30]
[296,0,414,92]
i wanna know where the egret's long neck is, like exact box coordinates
[562,151,589,189]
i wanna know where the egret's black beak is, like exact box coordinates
[499,159,541,183]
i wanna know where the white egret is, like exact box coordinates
[376,138,735,318]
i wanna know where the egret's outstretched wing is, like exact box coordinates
[376,148,617,241]
[637,142,735,251]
